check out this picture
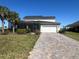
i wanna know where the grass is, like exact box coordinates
[64,31,79,41]
[0,34,39,59]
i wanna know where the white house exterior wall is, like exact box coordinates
[56,25,60,32]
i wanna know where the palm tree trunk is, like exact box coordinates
[8,20,10,31]
[2,20,4,33]
[13,25,15,33]
[8,21,9,29]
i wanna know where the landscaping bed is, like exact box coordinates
[0,34,39,59]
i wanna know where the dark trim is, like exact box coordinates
[23,16,56,19]
[24,21,60,25]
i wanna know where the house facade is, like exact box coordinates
[65,21,79,32]
[19,16,60,33]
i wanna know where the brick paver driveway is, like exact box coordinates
[28,33,79,59]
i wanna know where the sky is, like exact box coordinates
[0,0,79,27]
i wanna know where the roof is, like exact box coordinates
[66,21,79,27]
[73,21,79,26]
[23,16,56,19]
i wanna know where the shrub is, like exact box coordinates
[27,28,31,33]
[0,30,9,35]
[59,28,66,34]
[16,29,26,34]
[35,30,40,35]
[1,32,8,35]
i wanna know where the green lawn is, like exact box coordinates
[64,31,79,41]
[0,34,39,59]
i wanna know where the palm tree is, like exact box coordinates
[0,6,9,33]
[9,11,20,33]
[12,17,20,33]
[6,11,13,31]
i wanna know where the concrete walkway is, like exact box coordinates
[28,33,79,59]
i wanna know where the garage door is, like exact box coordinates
[40,25,57,32]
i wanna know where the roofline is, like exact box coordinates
[23,16,56,19]
[23,21,60,25]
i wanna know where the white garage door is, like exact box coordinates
[40,25,57,32]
